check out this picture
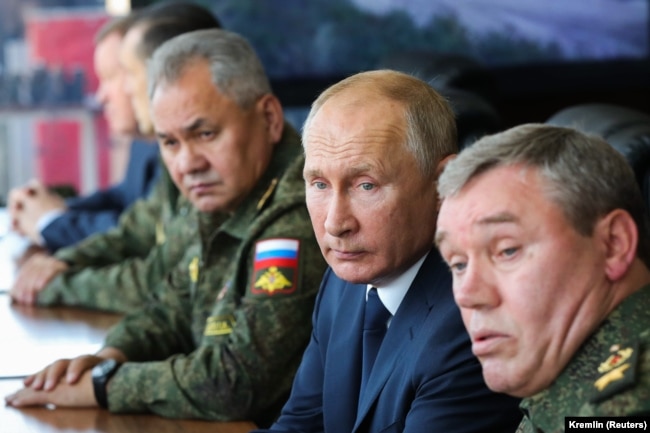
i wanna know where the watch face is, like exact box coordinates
[93,359,118,377]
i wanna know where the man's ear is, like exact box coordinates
[436,154,457,177]
[597,209,638,281]
[434,154,457,212]
[256,94,284,144]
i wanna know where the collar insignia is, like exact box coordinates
[590,341,639,403]
[189,256,200,283]
[155,221,166,245]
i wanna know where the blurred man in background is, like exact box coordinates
[8,14,160,253]
[10,1,221,308]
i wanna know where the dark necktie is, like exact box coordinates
[360,287,392,395]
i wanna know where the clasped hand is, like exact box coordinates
[4,355,104,408]
[8,179,67,244]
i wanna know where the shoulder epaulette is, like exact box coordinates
[590,340,639,403]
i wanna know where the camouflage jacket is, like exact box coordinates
[37,164,190,312]
[103,128,327,426]
[517,285,650,433]
[54,160,180,266]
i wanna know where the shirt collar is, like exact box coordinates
[366,251,429,316]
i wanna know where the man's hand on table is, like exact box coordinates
[4,355,103,408]
[10,252,68,305]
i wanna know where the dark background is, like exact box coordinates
[145,0,648,128]
[1,0,647,128]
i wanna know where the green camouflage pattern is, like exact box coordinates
[103,126,328,426]
[36,164,191,313]
[54,161,180,266]
[38,197,197,312]
[517,285,650,433]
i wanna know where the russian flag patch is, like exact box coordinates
[250,238,300,296]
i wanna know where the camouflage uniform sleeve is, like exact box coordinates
[37,247,177,313]
[104,204,327,423]
[35,206,198,313]
[53,169,180,266]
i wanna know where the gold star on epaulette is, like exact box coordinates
[598,345,633,374]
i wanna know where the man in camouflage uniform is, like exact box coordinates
[435,123,650,433]
[5,29,327,427]
[10,2,221,311]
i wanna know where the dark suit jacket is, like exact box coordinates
[42,139,160,252]
[255,249,522,433]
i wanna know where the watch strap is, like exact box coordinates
[92,359,122,409]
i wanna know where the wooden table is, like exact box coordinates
[0,294,257,432]
[0,294,121,378]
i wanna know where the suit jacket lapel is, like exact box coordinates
[353,250,448,431]
[324,280,366,432]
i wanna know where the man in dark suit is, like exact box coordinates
[7,14,160,253]
[255,70,522,433]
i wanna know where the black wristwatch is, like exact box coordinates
[91,359,122,409]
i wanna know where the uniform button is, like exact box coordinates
[180,206,188,216]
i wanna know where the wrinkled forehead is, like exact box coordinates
[435,164,551,242]
[305,94,407,150]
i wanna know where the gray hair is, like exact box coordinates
[438,123,650,266]
[148,28,271,109]
[302,69,457,177]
